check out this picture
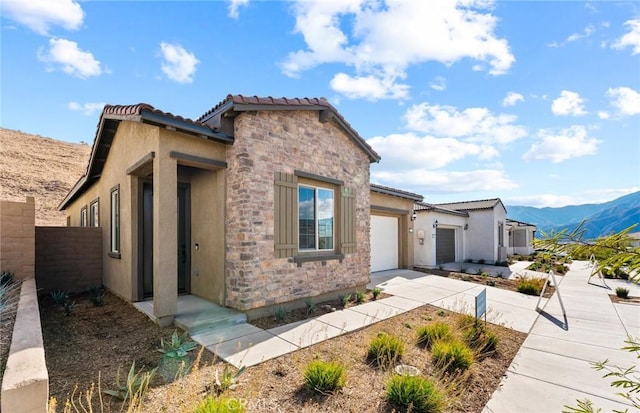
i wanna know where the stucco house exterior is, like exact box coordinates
[59,95,380,325]
[413,198,513,266]
[506,218,536,256]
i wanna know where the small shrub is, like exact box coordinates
[465,258,473,263]
[496,270,504,277]
[62,301,75,316]
[614,268,629,280]
[386,375,445,413]
[304,298,316,315]
[0,271,14,287]
[355,291,366,304]
[516,276,545,296]
[460,274,472,282]
[480,272,491,278]
[368,332,405,368]
[50,290,69,306]
[371,287,382,300]
[303,360,347,394]
[88,286,106,307]
[601,267,615,278]
[615,287,629,299]
[340,294,351,307]
[437,265,444,270]
[486,280,496,287]
[193,396,245,413]
[416,322,452,349]
[274,306,287,321]
[431,339,475,372]
[456,314,477,330]
[158,330,198,358]
[463,324,499,355]
[104,361,156,401]
[478,259,485,265]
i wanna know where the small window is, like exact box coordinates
[80,206,88,227]
[298,185,334,251]
[110,185,120,256]
[89,198,100,227]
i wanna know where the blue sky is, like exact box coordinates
[1,0,639,208]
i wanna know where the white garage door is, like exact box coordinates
[371,215,399,272]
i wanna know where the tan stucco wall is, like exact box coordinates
[225,110,372,310]
[0,197,35,280]
[370,192,415,269]
[64,122,228,312]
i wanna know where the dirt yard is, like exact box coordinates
[41,290,526,413]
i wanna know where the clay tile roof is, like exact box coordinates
[370,184,423,201]
[197,94,380,163]
[414,201,469,217]
[104,103,213,131]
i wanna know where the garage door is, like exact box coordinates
[436,228,455,264]
[370,215,399,272]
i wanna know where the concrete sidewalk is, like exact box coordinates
[484,261,639,412]
[196,268,546,367]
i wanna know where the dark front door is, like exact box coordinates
[141,182,154,298]
[177,184,190,294]
[436,228,456,264]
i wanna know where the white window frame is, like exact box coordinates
[110,185,120,256]
[80,206,88,227]
[297,184,334,252]
[89,198,99,227]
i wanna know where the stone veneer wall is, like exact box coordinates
[225,110,371,310]
[0,197,35,280]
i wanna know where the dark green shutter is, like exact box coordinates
[340,186,356,255]
[274,172,298,258]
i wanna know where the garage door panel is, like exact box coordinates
[371,215,398,272]
[436,228,455,264]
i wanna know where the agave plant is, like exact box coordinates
[157,330,198,359]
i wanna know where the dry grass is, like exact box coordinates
[0,128,90,225]
[0,277,22,385]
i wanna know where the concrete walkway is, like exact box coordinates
[193,268,547,368]
[484,261,640,412]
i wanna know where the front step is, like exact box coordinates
[175,306,247,335]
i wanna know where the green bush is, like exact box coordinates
[371,287,382,300]
[462,324,499,355]
[303,360,347,394]
[355,291,366,304]
[386,375,445,413]
[193,396,245,413]
[416,322,452,349]
[516,277,545,296]
[368,332,405,368]
[431,339,474,372]
[615,287,629,299]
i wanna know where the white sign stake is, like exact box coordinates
[536,270,566,318]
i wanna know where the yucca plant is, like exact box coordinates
[214,365,246,393]
[103,361,157,401]
[355,291,366,304]
[371,287,382,300]
[615,287,629,299]
[50,290,69,306]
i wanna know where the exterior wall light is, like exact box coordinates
[433,220,438,229]
[411,212,417,221]
[464,224,469,230]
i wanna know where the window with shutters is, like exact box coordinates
[274,171,356,262]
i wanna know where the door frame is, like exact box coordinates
[177,183,191,295]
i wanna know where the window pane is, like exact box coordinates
[111,189,119,253]
[298,187,315,249]
[317,188,334,250]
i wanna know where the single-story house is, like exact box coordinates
[60,95,381,325]
[413,198,515,266]
[369,184,423,272]
[506,218,536,256]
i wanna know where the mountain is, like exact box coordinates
[507,191,640,239]
[0,128,90,226]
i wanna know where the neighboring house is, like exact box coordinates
[506,218,537,256]
[369,184,423,272]
[59,95,380,325]
[629,232,640,248]
[413,198,510,266]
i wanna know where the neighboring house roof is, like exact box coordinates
[414,201,469,217]
[198,94,381,163]
[370,184,424,202]
[507,218,537,229]
[628,232,640,239]
[434,198,507,213]
[59,103,232,210]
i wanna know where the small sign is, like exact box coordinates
[475,288,487,320]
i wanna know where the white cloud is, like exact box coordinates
[612,19,640,55]
[429,76,447,91]
[567,25,594,42]
[330,72,409,100]
[371,168,517,193]
[1,0,83,35]
[37,38,102,78]
[522,125,600,163]
[228,0,249,20]
[597,111,611,120]
[68,101,105,116]
[502,91,524,107]
[507,187,639,208]
[404,102,528,145]
[607,86,640,116]
[367,132,498,171]
[159,42,199,84]
[551,90,587,116]
[282,0,514,100]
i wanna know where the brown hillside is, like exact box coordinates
[0,128,91,226]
